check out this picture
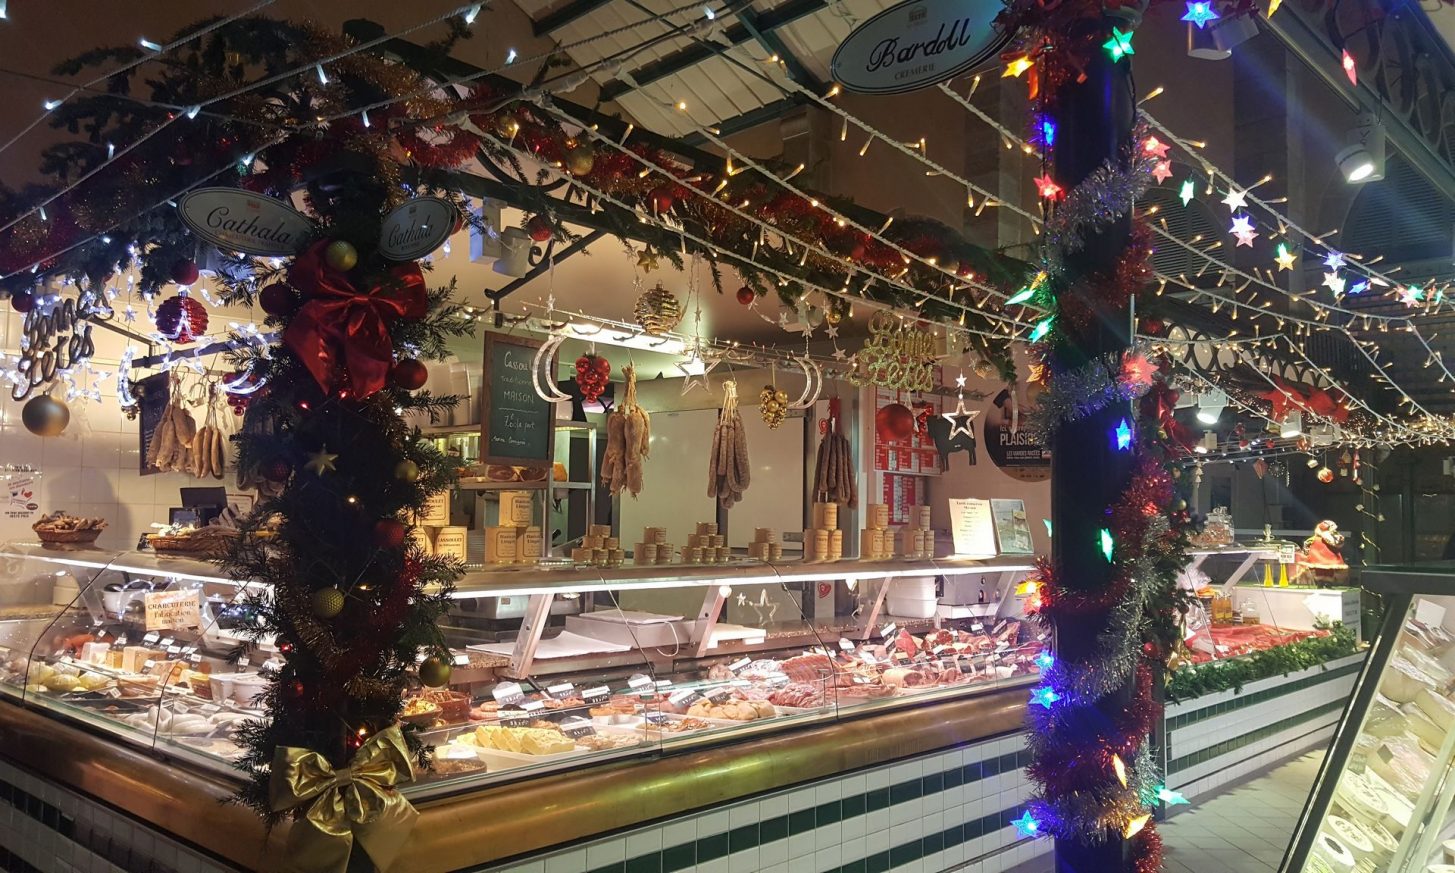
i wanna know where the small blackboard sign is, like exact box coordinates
[136,372,171,476]
[481,333,555,467]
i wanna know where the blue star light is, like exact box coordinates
[1031,686,1061,708]
[1114,418,1133,451]
[1157,786,1190,806]
[1182,1,1219,28]
[1013,811,1042,838]
[1041,119,1057,148]
[1034,651,1055,671]
[1099,529,1115,562]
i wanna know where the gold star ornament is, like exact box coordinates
[305,445,339,476]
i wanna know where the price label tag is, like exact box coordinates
[668,688,701,707]
[892,650,909,662]
[143,659,156,671]
[932,645,950,656]
[768,674,791,686]
[103,687,123,699]
[114,636,128,647]
[838,638,856,652]
[166,645,182,655]
[58,655,74,665]
[582,685,610,704]
[197,703,222,716]
[452,654,470,667]
[860,650,879,665]
[560,716,595,738]
[627,674,653,691]
[492,682,525,705]
[958,657,976,674]
[547,683,575,700]
[236,656,250,668]
[521,700,545,714]
[158,637,175,649]
[181,645,197,655]
[143,633,160,644]
[261,660,282,673]
[654,679,673,691]
[852,675,871,684]
[970,623,984,633]
[94,628,106,638]
[705,686,733,703]
[499,709,530,727]
[880,622,897,639]
[728,657,752,674]
[644,710,669,724]
[187,653,202,664]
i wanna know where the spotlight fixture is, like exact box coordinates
[1187,11,1259,60]
[1280,410,1303,438]
[1196,388,1227,424]
[1336,114,1386,183]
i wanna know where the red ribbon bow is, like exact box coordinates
[283,241,427,399]
[1139,381,1195,455]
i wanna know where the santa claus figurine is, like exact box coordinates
[1297,520,1348,586]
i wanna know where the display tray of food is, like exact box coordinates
[32,511,107,548]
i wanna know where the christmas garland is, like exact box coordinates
[1165,625,1357,702]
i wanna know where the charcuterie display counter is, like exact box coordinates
[0,544,1041,871]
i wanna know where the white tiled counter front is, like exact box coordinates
[488,732,1050,873]
[1163,653,1364,803]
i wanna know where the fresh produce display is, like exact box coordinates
[708,380,751,509]
[600,364,650,497]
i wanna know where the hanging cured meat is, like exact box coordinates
[708,380,751,509]
[600,364,650,497]
[812,426,857,509]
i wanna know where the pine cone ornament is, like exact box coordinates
[155,292,208,343]
[634,284,682,336]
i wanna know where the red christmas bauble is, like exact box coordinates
[1317,467,1335,484]
[736,286,755,305]
[261,458,292,482]
[875,403,915,442]
[258,282,297,316]
[392,359,428,390]
[574,354,610,402]
[525,215,553,242]
[373,518,407,549]
[9,290,33,313]
[171,258,200,286]
[155,293,208,343]
[649,185,675,213]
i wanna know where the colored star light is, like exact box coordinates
[1221,188,1248,211]
[1034,651,1055,670]
[1230,214,1258,247]
[1342,49,1357,86]
[1268,0,1282,15]
[1029,317,1054,342]
[1158,786,1190,806]
[1112,754,1128,787]
[1274,243,1297,271]
[1125,814,1152,839]
[1323,272,1347,296]
[1004,55,1034,78]
[1034,174,1062,200]
[1043,518,1053,537]
[1178,178,1196,206]
[1347,280,1369,295]
[1114,418,1133,451]
[1183,0,1219,28]
[1099,529,1115,561]
[1142,136,1171,159]
[1104,27,1135,61]
[1013,811,1042,838]
[1031,686,1060,708]
[1323,250,1346,270]
[1041,119,1057,148]
[304,446,339,476]
[1400,285,1425,306]
[1122,351,1157,386]
[1151,161,1173,183]
[955,373,967,389]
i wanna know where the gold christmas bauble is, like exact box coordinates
[634,284,682,336]
[418,655,452,688]
[394,459,421,482]
[311,587,345,619]
[22,394,69,437]
[973,359,996,380]
[565,144,595,177]
[325,240,359,272]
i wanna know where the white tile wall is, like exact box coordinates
[0,301,237,555]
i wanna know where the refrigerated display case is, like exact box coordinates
[1280,564,1455,873]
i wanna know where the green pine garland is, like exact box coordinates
[1165,625,1360,703]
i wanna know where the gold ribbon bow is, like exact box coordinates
[270,726,419,873]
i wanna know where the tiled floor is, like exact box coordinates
[1003,751,1321,873]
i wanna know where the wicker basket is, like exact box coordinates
[149,527,239,559]
[34,528,103,549]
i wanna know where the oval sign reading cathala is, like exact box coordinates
[176,188,317,256]
[830,0,1013,95]
[379,197,461,261]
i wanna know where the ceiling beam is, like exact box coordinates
[532,0,616,35]
[598,0,829,101]
[737,8,823,90]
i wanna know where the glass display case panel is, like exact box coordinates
[1282,567,1455,873]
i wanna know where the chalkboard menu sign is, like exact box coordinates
[481,333,555,467]
[136,372,171,476]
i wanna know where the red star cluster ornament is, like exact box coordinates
[1034,174,1063,200]
[1151,161,1173,183]
[1121,351,1158,388]
[1142,136,1171,159]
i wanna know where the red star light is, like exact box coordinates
[1151,161,1173,183]
[1034,174,1062,200]
[1142,136,1171,159]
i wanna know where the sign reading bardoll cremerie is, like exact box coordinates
[831,0,1012,95]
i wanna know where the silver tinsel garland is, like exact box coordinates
[1044,123,1157,255]
[1021,343,1157,441]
